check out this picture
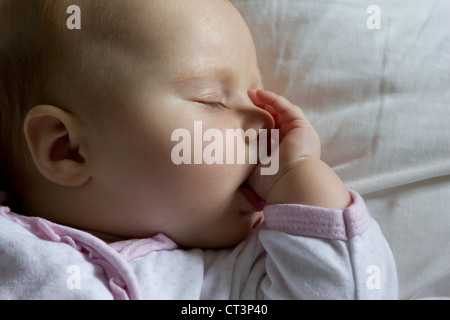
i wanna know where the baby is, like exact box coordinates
[0,0,397,299]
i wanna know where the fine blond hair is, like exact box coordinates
[0,0,116,211]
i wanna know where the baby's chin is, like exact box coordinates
[173,217,262,249]
[213,212,264,249]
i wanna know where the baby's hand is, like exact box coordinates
[248,89,351,209]
[247,89,321,194]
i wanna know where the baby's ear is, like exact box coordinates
[23,105,90,187]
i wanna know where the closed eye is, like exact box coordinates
[197,101,231,110]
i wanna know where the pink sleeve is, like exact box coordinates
[259,190,398,299]
[263,190,371,241]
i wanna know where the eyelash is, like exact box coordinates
[198,102,230,110]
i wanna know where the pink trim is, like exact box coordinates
[264,190,371,241]
[110,235,177,262]
[0,207,142,299]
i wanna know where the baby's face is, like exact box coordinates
[78,0,273,248]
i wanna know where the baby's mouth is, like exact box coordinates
[239,181,266,211]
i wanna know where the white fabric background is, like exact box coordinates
[231,0,450,299]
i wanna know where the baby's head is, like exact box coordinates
[0,0,274,248]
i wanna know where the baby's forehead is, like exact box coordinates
[64,0,258,97]
[82,0,250,64]
[87,0,241,44]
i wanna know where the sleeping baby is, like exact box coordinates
[0,0,398,299]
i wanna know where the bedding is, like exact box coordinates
[1,0,449,299]
[231,0,450,299]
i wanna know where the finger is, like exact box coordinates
[255,90,308,124]
[248,89,278,118]
[247,89,265,108]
